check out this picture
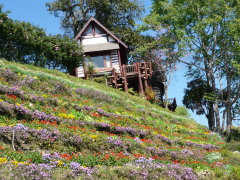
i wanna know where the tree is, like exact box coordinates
[151,0,240,134]
[46,0,144,53]
[183,78,219,131]
[0,5,83,75]
[134,12,180,106]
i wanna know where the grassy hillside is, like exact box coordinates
[0,59,239,180]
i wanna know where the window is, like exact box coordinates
[92,56,104,67]
[85,55,112,68]
[105,55,111,68]
[95,26,104,34]
[84,27,92,35]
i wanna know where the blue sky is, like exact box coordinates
[0,0,208,126]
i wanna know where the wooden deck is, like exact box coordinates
[107,62,153,94]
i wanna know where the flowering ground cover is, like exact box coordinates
[0,59,239,179]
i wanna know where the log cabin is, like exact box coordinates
[74,17,153,94]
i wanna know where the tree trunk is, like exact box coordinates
[226,74,232,136]
[214,100,221,133]
[221,110,226,134]
[164,82,168,108]
[207,104,215,131]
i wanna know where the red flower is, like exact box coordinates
[90,112,102,117]
[172,160,178,164]
[134,154,144,158]
[68,126,79,130]
[105,154,111,159]
[6,94,17,99]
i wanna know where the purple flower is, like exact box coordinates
[155,134,172,145]
[14,123,28,131]
[70,162,80,170]
[107,137,124,147]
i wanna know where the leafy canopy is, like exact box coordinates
[0,4,83,75]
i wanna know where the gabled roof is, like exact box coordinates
[74,17,128,49]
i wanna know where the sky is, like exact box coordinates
[0,0,208,127]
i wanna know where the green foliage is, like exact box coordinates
[151,0,240,133]
[174,106,190,117]
[0,5,83,75]
[183,78,210,115]
[92,77,106,84]
[128,88,138,96]
[85,60,97,79]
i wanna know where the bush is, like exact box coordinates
[175,106,190,117]
[145,86,156,103]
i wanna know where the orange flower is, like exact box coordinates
[105,154,111,159]
[68,126,79,130]
[90,112,102,117]
[134,154,144,158]
[0,146,4,150]
[83,100,90,103]
[6,94,17,99]
[141,139,152,143]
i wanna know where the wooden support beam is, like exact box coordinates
[122,64,128,92]
[144,78,148,92]
[137,63,144,95]
[144,62,148,79]
[112,68,118,89]
[149,61,153,77]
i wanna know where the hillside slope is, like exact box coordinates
[0,59,239,180]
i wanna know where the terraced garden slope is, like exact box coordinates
[0,59,239,180]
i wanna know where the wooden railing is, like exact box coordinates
[125,64,138,74]
[121,62,152,76]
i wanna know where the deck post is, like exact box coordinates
[149,61,153,77]
[122,64,128,92]
[113,68,118,89]
[137,63,144,95]
[143,62,148,91]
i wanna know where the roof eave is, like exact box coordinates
[74,17,128,49]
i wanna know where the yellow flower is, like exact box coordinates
[89,135,98,139]
[57,160,63,167]
[58,113,68,119]
[15,103,21,106]
[11,161,19,166]
[68,114,75,119]
[33,76,38,79]
[0,123,6,126]
[42,94,48,98]
[9,124,15,127]
[0,158,7,164]
[19,162,29,165]
[153,131,158,135]
[0,99,3,102]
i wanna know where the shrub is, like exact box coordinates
[175,106,190,117]
[145,86,156,103]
